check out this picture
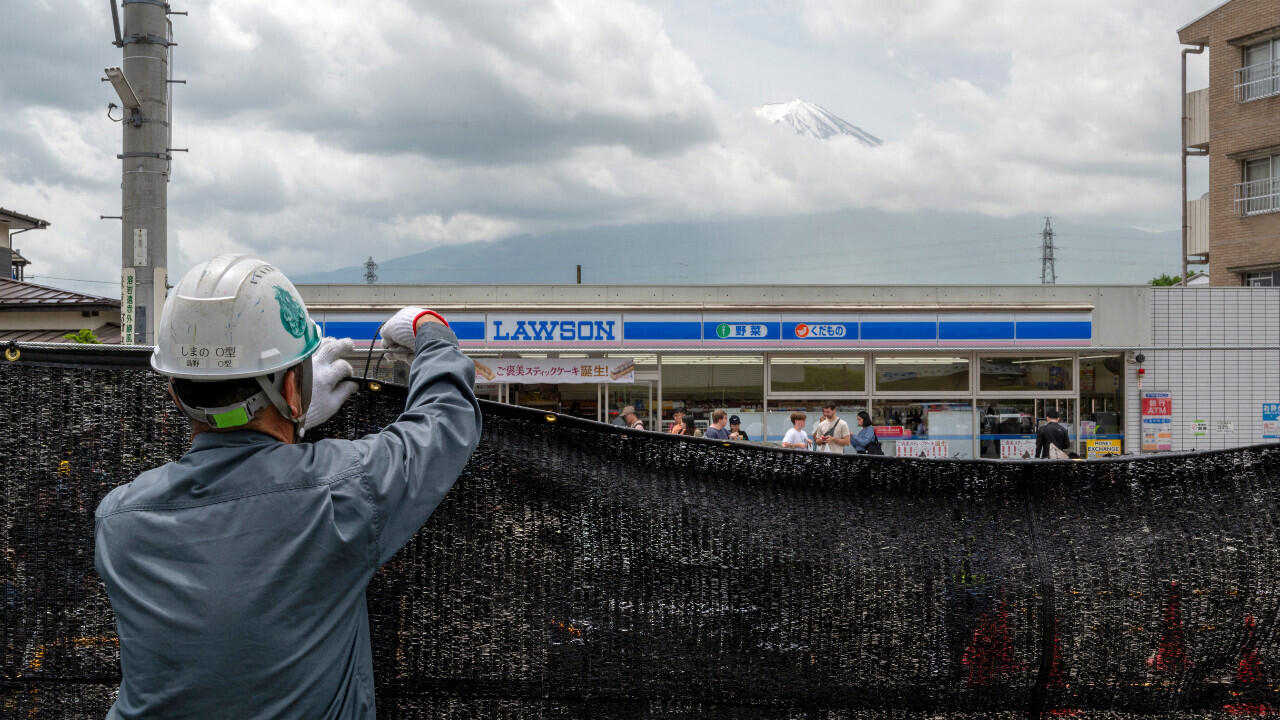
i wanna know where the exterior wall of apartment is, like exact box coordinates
[0,309,118,331]
[1180,0,1280,285]
[1133,287,1280,449]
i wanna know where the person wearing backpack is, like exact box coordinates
[1036,407,1071,459]
[848,411,884,455]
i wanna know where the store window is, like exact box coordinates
[977,399,1075,459]
[1079,355,1125,452]
[764,403,866,446]
[605,354,658,427]
[661,355,764,438]
[874,357,970,393]
[769,356,866,394]
[871,401,974,458]
[979,356,1073,392]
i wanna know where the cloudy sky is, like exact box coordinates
[2,0,1212,295]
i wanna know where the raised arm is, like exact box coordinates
[351,313,483,565]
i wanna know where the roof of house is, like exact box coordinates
[0,207,51,231]
[1178,0,1231,35]
[0,324,122,344]
[0,278,120,309]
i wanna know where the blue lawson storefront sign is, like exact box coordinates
[317,311,1093,348]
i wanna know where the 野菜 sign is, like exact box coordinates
[473,358,635,385]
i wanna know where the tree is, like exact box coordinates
[1149,273,1182,286]
[63,328,103,344]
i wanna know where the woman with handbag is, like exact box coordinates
[849,411,884,455]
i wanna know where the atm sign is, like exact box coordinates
[794,323,847,339]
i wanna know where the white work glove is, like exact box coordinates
[303,337,358,430]
[379,306,427,364]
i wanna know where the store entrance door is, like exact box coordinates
[607,381,654,430]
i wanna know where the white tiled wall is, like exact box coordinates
[1131,289,1280,452]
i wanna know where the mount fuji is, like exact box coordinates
[753,99,882,146]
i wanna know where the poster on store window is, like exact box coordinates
[473,358,635,384]
[999,438,1036,459]
[895,440,949,458]
[1086,439,1122,459]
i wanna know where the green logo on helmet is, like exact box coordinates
[274,285,308,339]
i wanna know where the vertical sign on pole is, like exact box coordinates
[1141,391,1173,452]
[120,268,136,345]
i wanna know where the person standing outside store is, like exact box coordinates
[781,412,812,450]
[848,411,883,455]
[813,402,851,454]
[1036,407,1071,459]
[669,409,691,434]
[94,255,482,718]
[704,409,731,440]
[728,415,750,441]
[623,408,645,430]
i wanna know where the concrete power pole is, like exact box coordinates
[1040,216,1057,285]
[109,0,176,344]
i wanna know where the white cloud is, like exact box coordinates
[1,0,1211,296]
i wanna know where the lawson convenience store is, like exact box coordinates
[298,283,1152,459]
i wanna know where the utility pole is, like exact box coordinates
[109,0,177,344]
[1040,217,1057,285]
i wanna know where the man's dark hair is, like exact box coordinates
[823,401,837,410]
[790,412,806,424]
[1045,407,1061,420]
[172,377,262,409]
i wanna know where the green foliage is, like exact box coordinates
[63,328,103,344]
[1149,273,1182,286]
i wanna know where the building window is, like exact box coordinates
[1237,39,1280,102]
[977,400,1074,459]
[874,356,970,392]
[1236,155,1280,216]
[1079,355,1124,453]
[1245,270,1278,287]
[871,400,974,458]
[768,356,866,394]
[764,403,866,445]
[978,356,1073,392]
[660,355,764,437]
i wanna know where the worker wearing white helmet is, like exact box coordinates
[94,254,482,719]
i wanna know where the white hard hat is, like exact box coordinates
[152,254,321,431]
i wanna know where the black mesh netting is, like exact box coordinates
[3,346,1280,719]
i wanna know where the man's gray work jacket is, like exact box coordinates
[95,324,482,719]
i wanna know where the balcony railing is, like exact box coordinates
[1235,177,1280,216]
[1235,58,1280,102]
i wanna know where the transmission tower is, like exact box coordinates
[364,256,378,284]
[1040,217,1057,285]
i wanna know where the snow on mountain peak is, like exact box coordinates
[752,99,882,146]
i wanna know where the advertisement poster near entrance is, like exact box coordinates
[1141,392,1173,452]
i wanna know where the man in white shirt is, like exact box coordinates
[813,402,851,453]
[780,412,812,450]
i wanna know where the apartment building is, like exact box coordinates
[1180,0,1280,286]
